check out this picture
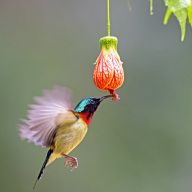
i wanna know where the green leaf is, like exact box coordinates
[164,0,191,11]
[163,8,172,24]
[188,2,192,26]
[163,0,192,41]
[149,0,192,41]
[174,8,188,41]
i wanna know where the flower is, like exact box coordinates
[93,36,124,100]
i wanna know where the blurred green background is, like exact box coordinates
[1,0,192,192]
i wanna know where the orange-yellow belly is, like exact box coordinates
[52,118,88,156]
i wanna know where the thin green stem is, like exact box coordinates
[107,0,111,36]
[150,0,153,15]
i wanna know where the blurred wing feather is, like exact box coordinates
[19,86,76,147]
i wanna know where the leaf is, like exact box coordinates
[163,8,172,24]
[164,0,191,11]
[174,8,188,41]
[163,0,192,41]
[188,2,192,26]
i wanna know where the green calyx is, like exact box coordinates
[100,36,118,50]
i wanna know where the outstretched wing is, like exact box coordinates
[19,86,77,147]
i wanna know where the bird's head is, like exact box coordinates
[74,95,112,124]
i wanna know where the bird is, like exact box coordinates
[19,86,112,189]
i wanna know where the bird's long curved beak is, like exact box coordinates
[99,95,112,102]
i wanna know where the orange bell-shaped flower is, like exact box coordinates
[93,36,124,100]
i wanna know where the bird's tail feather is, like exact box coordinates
[33,149,53,190]
[47,152,60,166]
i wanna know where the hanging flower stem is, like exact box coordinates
[107,0,111,36]
[150,0,153,15]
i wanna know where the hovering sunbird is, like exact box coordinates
[19,86,112,189]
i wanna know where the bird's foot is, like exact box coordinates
[63,154,78,171]
[108,89,120,101]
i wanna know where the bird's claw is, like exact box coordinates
[64,156,78,171]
